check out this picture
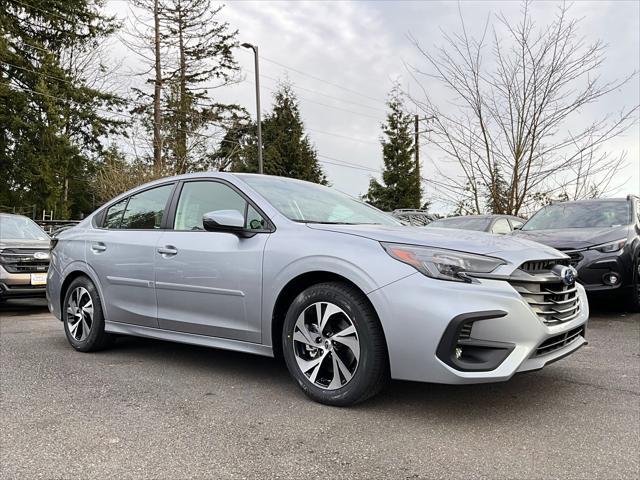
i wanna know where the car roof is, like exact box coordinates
[550,198,629,205]
[0,212,28,219]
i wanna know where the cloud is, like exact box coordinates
[105,0,640,210]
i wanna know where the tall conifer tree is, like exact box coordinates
[364,85,421,211]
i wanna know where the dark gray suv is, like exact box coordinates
[513,196,640,311]
[0,213,51,302]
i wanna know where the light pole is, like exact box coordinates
[241,42,263,174]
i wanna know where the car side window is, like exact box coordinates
[118,184,174,230]
[103,198,128,229]
[491,218,511,234]
[174,181,267,231]
[246,204,267,230]
[510,219,524,230]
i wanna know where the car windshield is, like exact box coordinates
[241,175,400,225]
[0,215,49,240]
[426,216,491,231]
[522,201,631,230]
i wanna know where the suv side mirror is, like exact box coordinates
[203,210,254,237]
[513,225,522,231]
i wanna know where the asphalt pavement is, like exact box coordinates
[1,298,638,479]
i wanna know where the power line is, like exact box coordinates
[11,84,384,177]
[2,59,383,122]
[242,50,386,105]
[244,69,385,113]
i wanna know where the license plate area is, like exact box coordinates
[30,273,47,285]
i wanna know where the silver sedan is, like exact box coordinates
[47,173,589,405]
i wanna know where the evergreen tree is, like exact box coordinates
[230,82,327,184]
[364,86,421,211]
[0,0,125,219]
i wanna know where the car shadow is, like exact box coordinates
[105,332,590,418]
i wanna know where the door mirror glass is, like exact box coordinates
[203,210,246,232]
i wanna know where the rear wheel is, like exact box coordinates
[63,276,113,352]
[628,255,640,313]
[282,282,388,406]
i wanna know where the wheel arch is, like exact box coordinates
[269,270,387,359]
[59,262,107,321]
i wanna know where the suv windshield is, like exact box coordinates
[241,175,400,225]
[0,215,49,240]
[523,201,631,230]
[426,217,491,231]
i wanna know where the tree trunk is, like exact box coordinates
[153,0,163,172]
[176,0,188,174]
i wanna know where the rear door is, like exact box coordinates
[154,179,272,342]
[85,183,175,327]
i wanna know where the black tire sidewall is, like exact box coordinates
[281,282,386,406]
[63,277,107,352]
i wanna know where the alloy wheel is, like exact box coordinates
[292,301,360,390]
[66,286,94,341]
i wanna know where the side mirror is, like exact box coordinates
[513,225,522,231]
[203,210,253,237]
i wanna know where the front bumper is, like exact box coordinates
[0,265,47,299]
[569,248,634,292]
[367,272,589,384]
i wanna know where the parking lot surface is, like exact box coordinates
[1,298,639,479]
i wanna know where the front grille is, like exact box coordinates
[520,258,569,274]
[510,260,581,326]
[558,249,583,267]
[0,248,50,274]
[535,326,584,357]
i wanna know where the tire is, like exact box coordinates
[62,276,113,352]
[628,255,640,313]
[281,282,389,406]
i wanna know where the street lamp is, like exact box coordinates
[241,42,263,174]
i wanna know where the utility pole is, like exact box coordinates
[414,115,436,208]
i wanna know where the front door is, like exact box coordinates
[154,180,271,343]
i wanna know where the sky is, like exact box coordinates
[104,0,640,213]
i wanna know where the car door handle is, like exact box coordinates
[91,243,106,253]
[157,246,178,256]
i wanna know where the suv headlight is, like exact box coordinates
[381,243,506,283]
[590,239,626,253]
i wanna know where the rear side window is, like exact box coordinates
[117,184,173,229]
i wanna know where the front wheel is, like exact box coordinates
[63,276,113,352]
[282,282,389,406]
[628,256,640,313]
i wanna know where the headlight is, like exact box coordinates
[590,239,626,253]
[381,243,506,282]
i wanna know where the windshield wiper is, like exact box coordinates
[295,220,381,225]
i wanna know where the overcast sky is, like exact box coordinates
[105,0,640,213]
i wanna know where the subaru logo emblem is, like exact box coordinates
[34,251,49,260]
[551,265,577,286]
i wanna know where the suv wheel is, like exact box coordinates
[282,282,388,406]
[629,255,640,313]
[63,276,113,352]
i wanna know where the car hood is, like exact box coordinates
[307,224,565,265]
[512,226,630,250]
[0,239,51,250]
